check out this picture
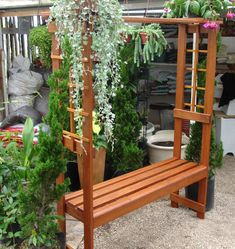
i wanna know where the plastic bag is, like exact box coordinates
[8,70,43,95]
[0,106,42,129]
[9,55,31,74]
[34,87,49,116]
[9,94,35,113]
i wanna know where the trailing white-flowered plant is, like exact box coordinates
[50,0,124,143]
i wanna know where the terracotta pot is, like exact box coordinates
[120,33,132,43]
[78,147,106,188]
[124,34,132,43]
[140,32,148,44]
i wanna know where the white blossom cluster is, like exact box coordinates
[50,0,124,143]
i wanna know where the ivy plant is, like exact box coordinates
[50,0,124,144]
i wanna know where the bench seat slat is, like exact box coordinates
[65,157,178,201]
[68,159,186,207]
[75,162,196,209]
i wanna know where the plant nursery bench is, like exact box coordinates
[49,13,220,249]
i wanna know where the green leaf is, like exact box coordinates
[184,0,191,16]
[189,1,200,15]
[9,197,13,204]
[33,236,37,246]
[204,10,213,19]
[200,5,208,16]
[22,117,34,166]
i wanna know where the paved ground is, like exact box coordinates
[67,155,235,249]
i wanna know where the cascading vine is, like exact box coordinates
[50,0,124,143]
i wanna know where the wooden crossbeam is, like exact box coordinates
[174,109,211,123]
[67,107,90,117]
[186,49,208,54]
[184,103,205,109]
[170,193,205,213]
[186,67,207,72]
[123,17,223,25]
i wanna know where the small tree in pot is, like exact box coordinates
[184,56,223,211]
[108,43,144,175]
[185,122,223,210]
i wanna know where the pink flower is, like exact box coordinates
[163,8,169,13]
[226,12,235,20]
[203,21,219,30]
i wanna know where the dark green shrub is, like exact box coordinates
[108,43,143,173]
[185,122,223,178]
[18,38,71,248]
[29,25,52,69]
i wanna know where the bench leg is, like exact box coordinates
[84,219,94,249]
[171,191,179,208]
[197,177,208,219]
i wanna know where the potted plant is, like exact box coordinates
[185,122,223,211]
[125,24,167,66]
[77,111,107,187]
[163,0,231,20]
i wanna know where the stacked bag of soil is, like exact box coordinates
[0,55,45,129]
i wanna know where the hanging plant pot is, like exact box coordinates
[185,175,215,211]
[120,33,132,43]
[124,34,132,43]
[139,32,148,44]
[78,147,106,188]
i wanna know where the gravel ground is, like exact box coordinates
[67,155,235,249]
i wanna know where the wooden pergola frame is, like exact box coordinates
[49,13,221,249]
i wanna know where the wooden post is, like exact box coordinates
[81,21,94,249]
[173,24,187,159]
[49,26,66,233]
[171,24,187,208]
[51,33,61,71]
[197,29,217,219]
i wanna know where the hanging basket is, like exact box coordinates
[139,32,148,44]
[121,33,132,43]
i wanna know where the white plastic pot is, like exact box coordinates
[139,122,155,139]
[147,130,189,163]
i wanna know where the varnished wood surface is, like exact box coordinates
[174,109,211,124]
[48,16,219,248]
[65,159,207,228]
[173,24,187,159]
[123,17,223,25]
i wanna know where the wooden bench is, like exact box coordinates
[65,158,207,228]
[49,16,219,249]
